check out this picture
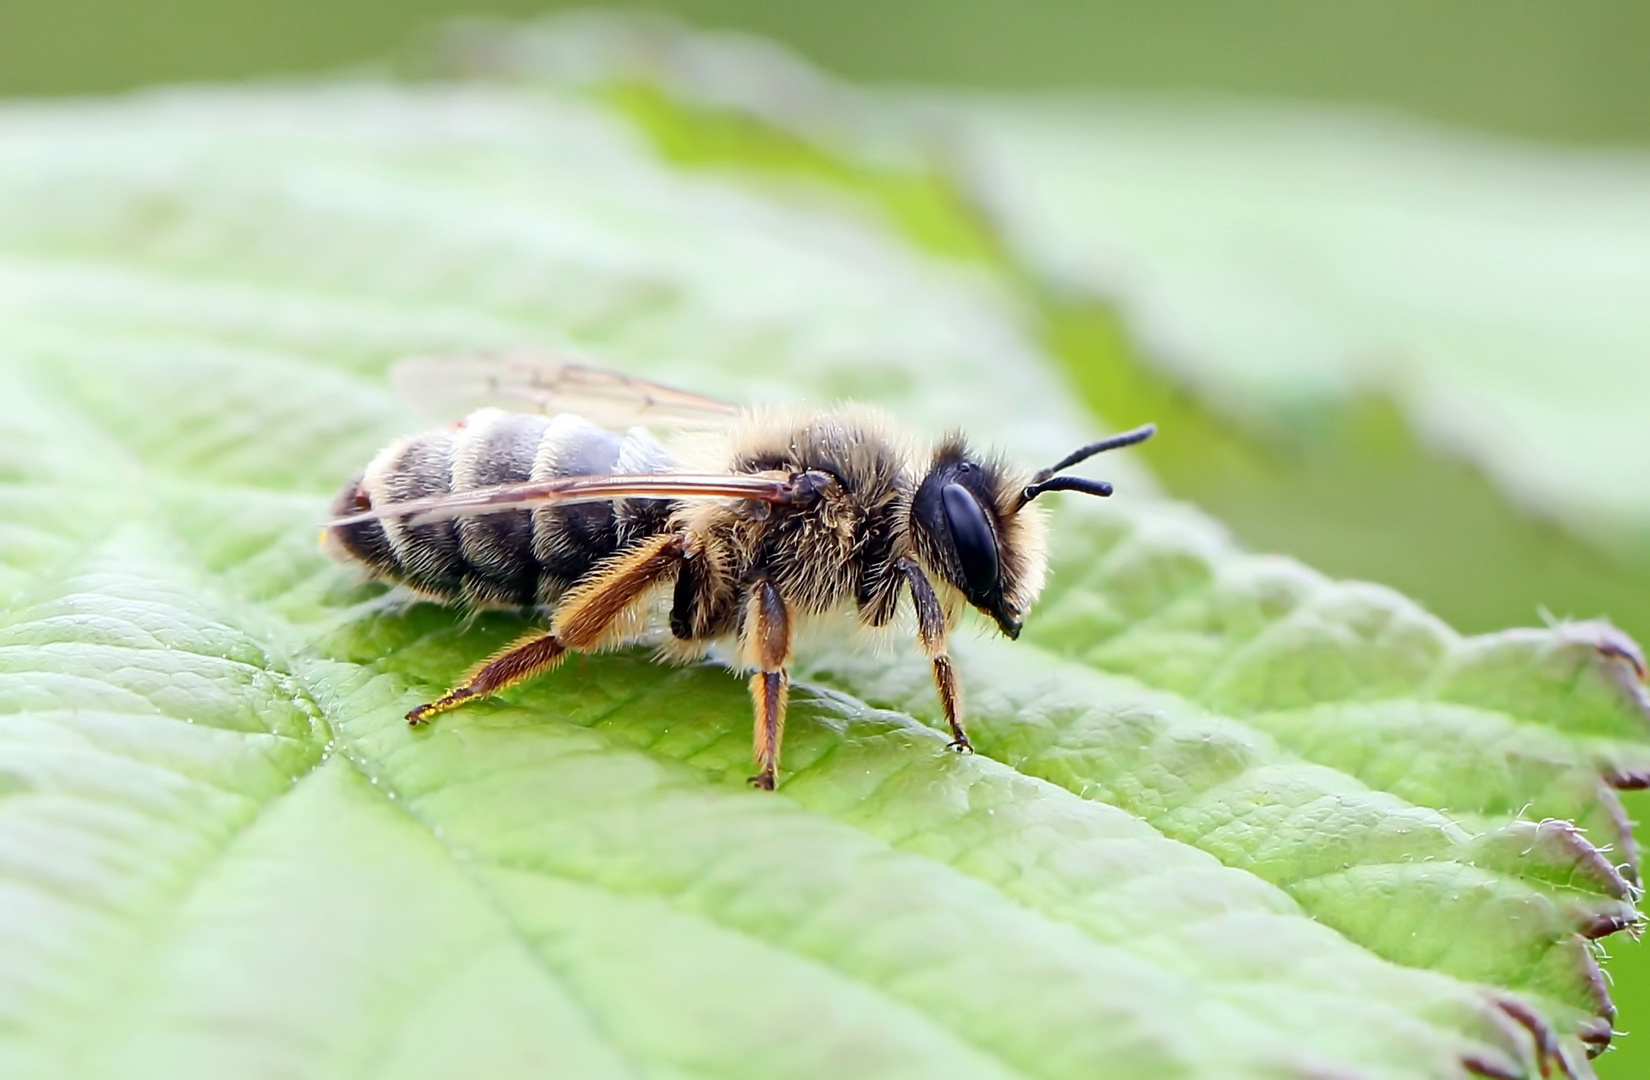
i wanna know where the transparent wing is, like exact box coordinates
[391,352,743,429]
[330,472,803,529]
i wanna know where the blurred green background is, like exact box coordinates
[6,1,1650,145]
[5,0,1646,1073]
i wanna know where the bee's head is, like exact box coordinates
[910,424,1155,639]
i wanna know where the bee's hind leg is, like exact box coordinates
[406,532,688,724]
[741,571,793,790]
[898,560,971,753]
[407,631,566,724]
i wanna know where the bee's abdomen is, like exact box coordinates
[329,409,675,608]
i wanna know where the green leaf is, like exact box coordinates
[941,97,1650,532]
[1,28,1647,1079]
[926,97,1650,651]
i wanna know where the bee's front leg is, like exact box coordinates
[899,560,971,753]
[741,570,793,790]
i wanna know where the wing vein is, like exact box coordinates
[330,473,798,528]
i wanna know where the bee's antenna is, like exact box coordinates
[1029,424,1157,485]
[1019,423,1156,508]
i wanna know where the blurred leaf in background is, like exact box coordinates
[958,97,1650,642]
[5,1,1650,145]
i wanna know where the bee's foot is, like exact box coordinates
[946,736,974,754]
[748,771,777,791]
[406,688,473,725]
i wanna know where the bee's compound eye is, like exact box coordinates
[940,483,1000,597]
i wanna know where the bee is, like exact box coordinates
[325,354,1154,789]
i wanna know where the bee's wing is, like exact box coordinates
[330,472,802,529]
[391,353,743,429]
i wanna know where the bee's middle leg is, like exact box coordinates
[741,571,793,790]
[406,532,688,724]
[899,560,971,753]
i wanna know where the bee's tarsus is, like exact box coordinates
[406,688,476,725]
[744,573,793,793]
[900,562,976,756]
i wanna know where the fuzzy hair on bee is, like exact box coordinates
[325,354,1155,790]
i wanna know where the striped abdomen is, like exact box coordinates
[328,408,675,608]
